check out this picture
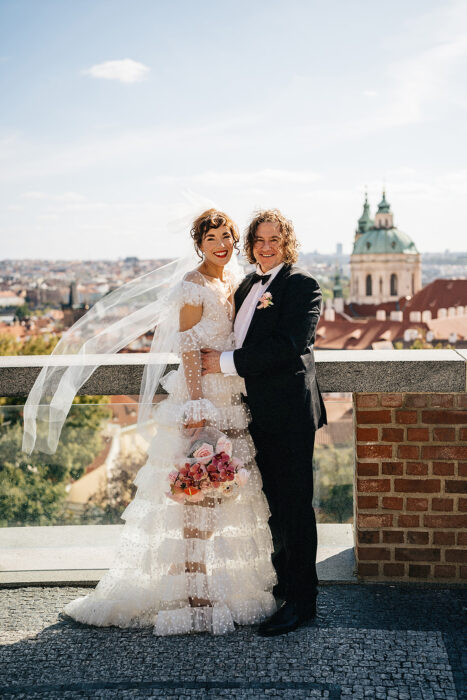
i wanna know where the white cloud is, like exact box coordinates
[362,90,378,97]
[82,59,150,83]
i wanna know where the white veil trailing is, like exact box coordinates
[22,193,240,455]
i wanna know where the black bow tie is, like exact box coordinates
[251,272,271,285]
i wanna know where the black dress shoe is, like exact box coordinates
[258,600,317,637]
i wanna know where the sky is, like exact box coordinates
[1,0,467,259]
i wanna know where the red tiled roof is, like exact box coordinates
[402,279,467,316]
[315,319,429,350]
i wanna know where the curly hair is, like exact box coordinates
[244,209,300,265]
[190,209,240,259]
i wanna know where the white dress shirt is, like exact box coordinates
[219,262,284,376]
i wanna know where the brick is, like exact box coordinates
[357,479,391,493]
[395,410,418,424]
[398,514,419,527]
[357,462,379,476]
[407,428,429,441]
[357,547,390,561]
[457,532,467,545]
[461,566,467,578]
[356,394,379,408]
[424,514,467,528]
[358,529,381,544]
[357,427,379,441]
[460,428,467,441]
[432,497,454,511]
[406,497,429,511]
[422,409,467,424]
[433,462,455,476]
[382,462,403,475]
[358,514,393,529]
[407,531,429,545]
[460,498,467,512]
[445,549,467,563]
[458,394,467,408]
[357,444,393,459]
[395,548,440,562]
[383,563,405,576]
[445,480,467,494]
[383,530,404,543]
[397,445,419,459]
[404,394,428,408]
[430,394,454,408]
[382,496,403,510]
[434,565,456,578]
[395,479,440,493]
[422,445,467,460]
[357,495,378,509]
[381,394,403,407]
[357,410,392,424]
[433,427,456,441]
[406,462,428,476]
[381,428,404,442]
[408,564,430,578]
[459,463,467,476]
[433,532,455,545]
[358,562,379,576]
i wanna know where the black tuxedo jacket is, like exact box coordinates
[233,264,327,433]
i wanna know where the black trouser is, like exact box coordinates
[249,421,318,601]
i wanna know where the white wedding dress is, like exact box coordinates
[63,270,277,635]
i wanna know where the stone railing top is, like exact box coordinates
[0,349,465,397]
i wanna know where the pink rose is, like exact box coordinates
[215,436,233,457]
[192,442,215,464]
[235,468,250,487]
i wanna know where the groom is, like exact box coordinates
[201,209,327,636]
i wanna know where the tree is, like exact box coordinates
[0,331,113,526]
[313,445,354,524]
[79,452,145,525]
[320,484,353,523]
[15,305,30,322]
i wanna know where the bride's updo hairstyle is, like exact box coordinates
[244,209,300,265]
[190,209,240,259]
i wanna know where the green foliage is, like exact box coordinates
[0,333,60,357]
[0,402,111,526]
[78,452,144,525]
[313,444,354,523]
[321,484,353,523]
[15,305,30,321]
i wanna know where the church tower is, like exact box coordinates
[350,191,422,305]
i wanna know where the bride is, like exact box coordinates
[54,209,277,635]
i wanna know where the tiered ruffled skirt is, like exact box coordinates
[63,372,277,635]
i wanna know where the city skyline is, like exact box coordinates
[1,0,467,259]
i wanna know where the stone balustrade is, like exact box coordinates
[1,349,466,584]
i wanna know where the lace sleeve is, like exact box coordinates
[177,272,217,423]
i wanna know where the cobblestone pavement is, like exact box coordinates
[0,585,465,699]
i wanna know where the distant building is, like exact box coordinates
[336,243,343,256]
[350,192,422,305]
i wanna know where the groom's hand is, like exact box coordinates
[201,349,221,374]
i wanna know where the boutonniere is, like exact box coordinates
[257,291,274,309]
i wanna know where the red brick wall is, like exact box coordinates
[354,392,467,582]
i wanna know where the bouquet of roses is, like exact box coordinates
[167,427,249,504]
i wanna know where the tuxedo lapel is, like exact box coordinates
[234,273,256,314]
[242,264,291,346]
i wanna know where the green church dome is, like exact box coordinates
[353,227,418,255]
